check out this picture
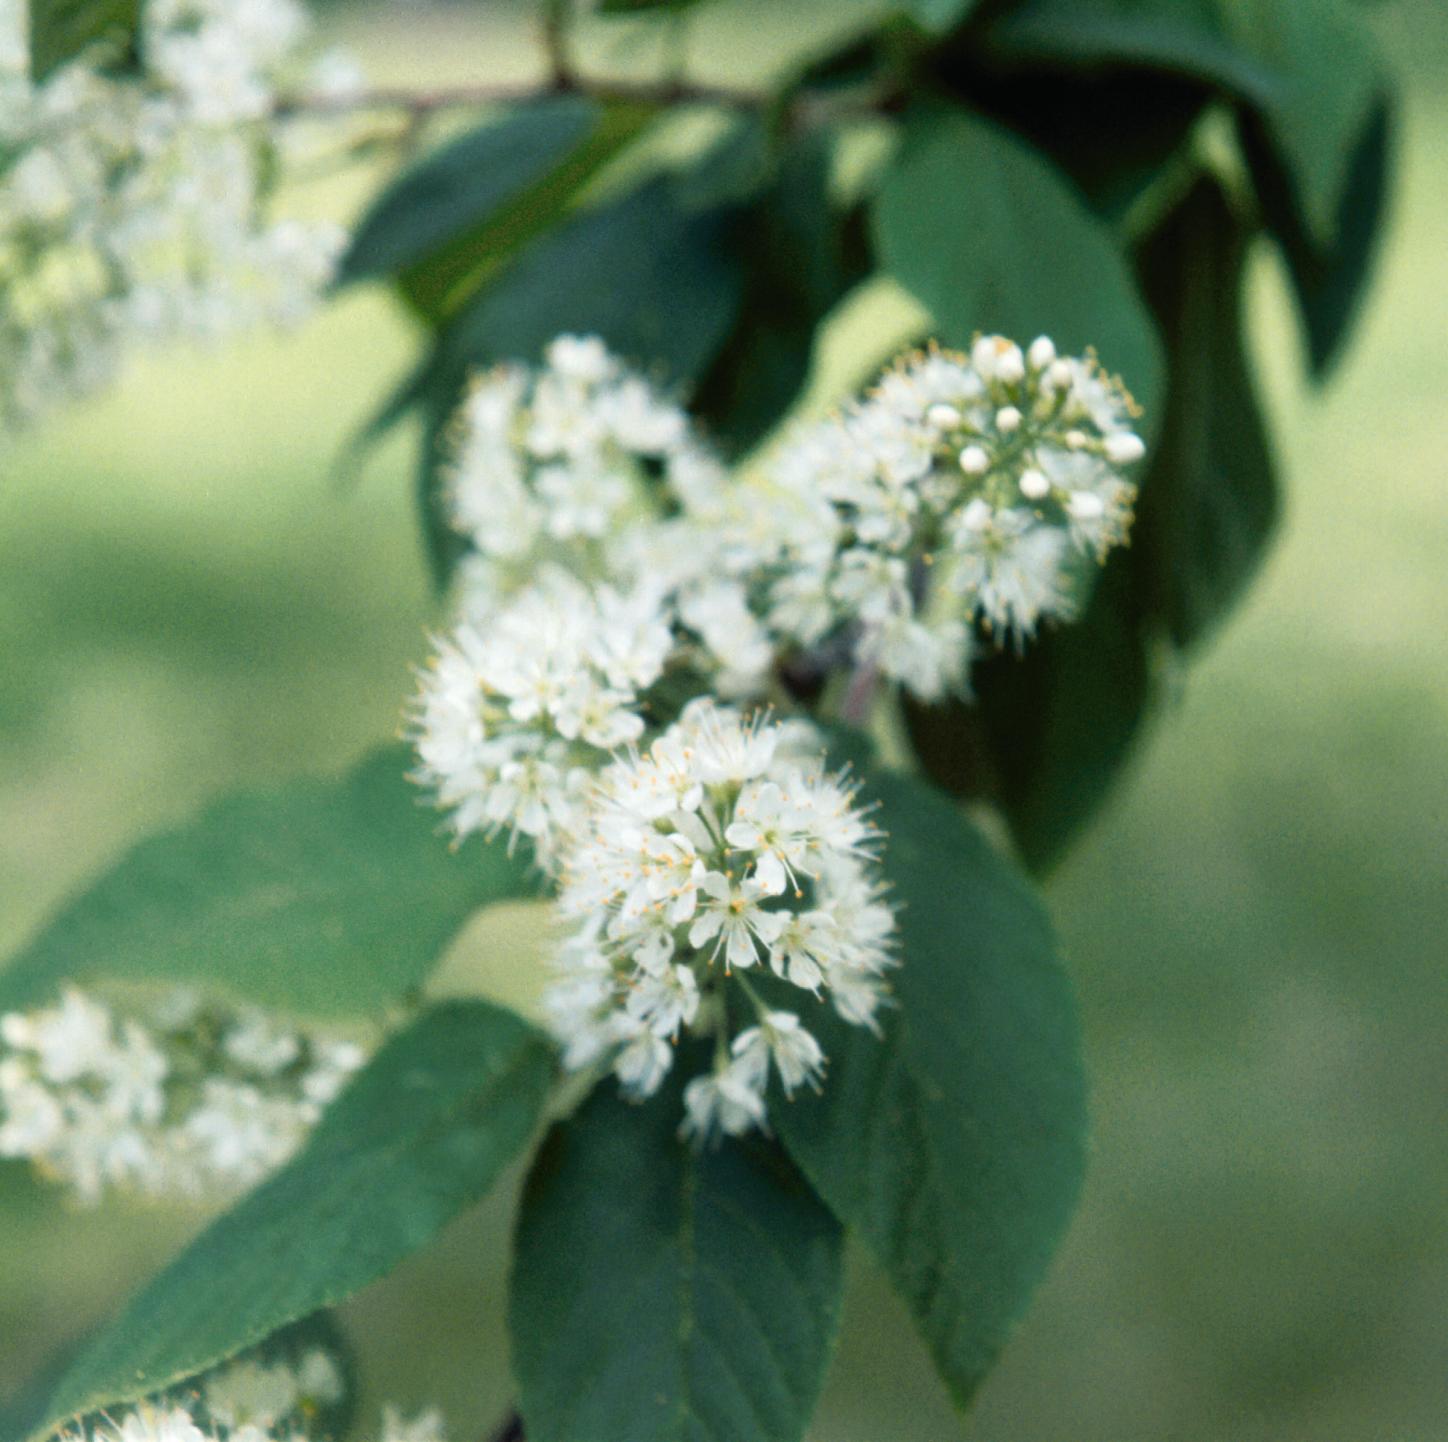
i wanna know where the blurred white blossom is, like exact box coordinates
[0,0,350,433]
[0,985,369,1204]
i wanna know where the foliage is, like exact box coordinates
[3,1,1395,1440]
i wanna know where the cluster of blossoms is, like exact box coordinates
[412,332,1146,1138]
[0,985,369,1203]
[57,1345,442,1442]
[543,701,894,1140]
[0,0,352,432]
[747,336,1146,694]
[413,336,773,870]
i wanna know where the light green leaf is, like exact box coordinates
[511,1075,844,1442]
[0,746,538,1019]
[873,105,1164,423]
[28,0,138,80]
[20,1002,555,1442]
[775,763,1087,1406]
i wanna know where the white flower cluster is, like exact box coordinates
[751,336,1146,692]
[184,1341,347,1437]
[0,986,369,1203]
[56,1370,441,1442]
[0,0,347,432]
[413,336,772,868]
[543,701,894,1142]
[412,333,1145,1137]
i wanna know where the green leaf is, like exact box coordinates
[435,174,745,386]
[981,0,1280,104]
[1219,0,1382,249]
[692,127,873,453]
[873,105,1164,423]
[1238,89,1393,376]
[775,763,1087,1406]
[511,1074,844,1442]
[0,746,539,1019]
[28,0,138,80]
[980,0,1388,254]
[337,97,599,289]
[1133,173,1278,647]
[902,0,981,33]
[394,99,658,322]
[968,552,1159,870]
[22,1001,555,1442]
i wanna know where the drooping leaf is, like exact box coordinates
[511,1073,844,1442]
[692,126,873,452]
[337,97,599,289]
[980,0,1280,104]
[394,100,658,322]
[775,762,1087,1406]
[434,174,745,388]
[0,747,539,1018]
[1238,89,1394,376]
[28,0,138,80]
[21,1002,555,1442]
[873,104,1164,423]
[980,0,1388,258]
[968,553,1159,870]
[1133,173,1279,648]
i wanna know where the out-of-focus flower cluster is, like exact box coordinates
[55,1339,443,1442]
[411,332,1146,1140]
[0,0,351,432]
[0,985,369,1203]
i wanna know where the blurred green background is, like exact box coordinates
[3,2,1447,1439]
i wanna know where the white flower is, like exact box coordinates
[543,704,894,1139]
[0,985,374,1205]
[755,335,1144,695]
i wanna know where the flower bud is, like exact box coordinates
[1027,336,1057,370]
[1104,431,1146,465]
[1067,491,1106,521]
[926,403,961,430]
[958,444,990,475]
[1019,468,1050,500]
[995,406,1022,434]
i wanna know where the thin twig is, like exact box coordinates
[274,75,770,119]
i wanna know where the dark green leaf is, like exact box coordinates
[511,1074,844,1442]
[692,127,873,452]
[435,175,745,385]
[981,0,1388,256]
[902,0,981,32]
[981,0,1280,104]
[1238,90,1394,376]
[0,746,539,1018]
[23,1002,555,1442]
[1133,174,1278,647]
[967,553,1159,870]
[775,763,1087,1405]
[28,0,138,81]
[873,105,1164,423]
[597,0,714,13]
[337,98,598,289]
[394,100,657,322]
